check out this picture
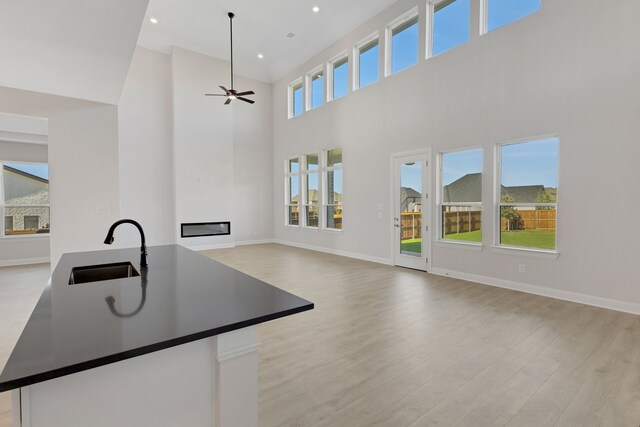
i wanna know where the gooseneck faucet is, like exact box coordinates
[104,219,148,268]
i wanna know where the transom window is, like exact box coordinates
[497,137,558,251]
[485,0,541,33]
[387,11,419,75]
[439,149,483,244]
[307,68,324,110]
[289,80,304,118]
[1,162,50,237]
[355,35,379,90]
[431,0,470,57]
[330,55,349,101]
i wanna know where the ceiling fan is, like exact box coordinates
[205,12,255,105]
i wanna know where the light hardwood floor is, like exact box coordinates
[2,244,640,426]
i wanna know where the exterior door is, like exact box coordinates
[393,151,430,271]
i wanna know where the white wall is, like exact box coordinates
[272,0,640,308]
[48,105,120,265]
[170,47,274,249]
[118,47,176,248]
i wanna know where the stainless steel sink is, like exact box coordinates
[68,262,140,285]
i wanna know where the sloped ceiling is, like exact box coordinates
[138,0,400,83]
[0,0,149,105]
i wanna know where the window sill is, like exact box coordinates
[301,226,319,232]
[491,246,559,260]
[284,224,301,229]
[1,234,50,241]
[322,228,343,234]
[435,240,483,251]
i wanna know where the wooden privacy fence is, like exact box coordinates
[501,210,556,231]
[443,211,482,236]
[401,212,422,240]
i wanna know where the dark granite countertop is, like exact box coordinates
[0,245,313,392]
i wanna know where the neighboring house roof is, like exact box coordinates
[443,173,481,203]
[3,165,49,184]
[443,173,553,204]
[501,185,546,203]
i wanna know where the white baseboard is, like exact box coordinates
[0,256,50,267]
[273,239,393,266]
[430,267,640,316]
[235,239,274,247]
[186,242,236,251]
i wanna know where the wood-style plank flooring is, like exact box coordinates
[2,244,640,426]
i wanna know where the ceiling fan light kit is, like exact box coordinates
[205,12,255,105]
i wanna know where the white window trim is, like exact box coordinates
[353,31,380,92]
[436,147,484,247]
[322,148,343,232]
[385,7,419,77]
[494,136,560,254]
[0,160,51,240]
[479,0,489,35]
[305,66,325,111]
[288,78,303,119]
[327,51,349,102]
[284,156,302,227]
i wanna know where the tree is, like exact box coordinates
[501,194,520,231]
[535,190,555,210]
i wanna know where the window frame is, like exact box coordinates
[494,136,559,254]
[385,7,419,77]
[322,148,343,232]
[0,160,51,240]
[353,31,380,92]
[305,66,325,111]
[327,51,349,102]
[288,78,304,119]
[437,147,484,246]
[284,156,302,227]
[427,0,471,59]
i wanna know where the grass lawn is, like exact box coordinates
[443,229,556,250]
[501,230,556,250]
[400,238,422,253]
[443,230,482,243]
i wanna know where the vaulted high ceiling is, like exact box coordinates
[0,0,149,105]
[137,0,401,83]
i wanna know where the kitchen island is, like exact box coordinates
[0,244,313,427]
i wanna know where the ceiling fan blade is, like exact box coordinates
[224,98,232,105]
[237,97,255,104]
[236,91,255,96]
[219,86,229,94]
[205,94,227,96]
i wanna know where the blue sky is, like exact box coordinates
[502,138,558,188]
[433,0,470,56]
[442,149,483,185]
[5,162,49,180]
[333,60,348,99]
[359,42,379,88]
[392,20,418,74]
[488,0,540,32]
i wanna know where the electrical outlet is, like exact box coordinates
[518,264,526,274]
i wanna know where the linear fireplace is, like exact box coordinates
[181,222,231,238]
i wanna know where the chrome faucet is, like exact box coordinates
[104,219,148,268]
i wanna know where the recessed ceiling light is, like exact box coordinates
[286,32,296,39]
[257,53,264,59]
[149,17,158,24]
[312,6,320,13]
